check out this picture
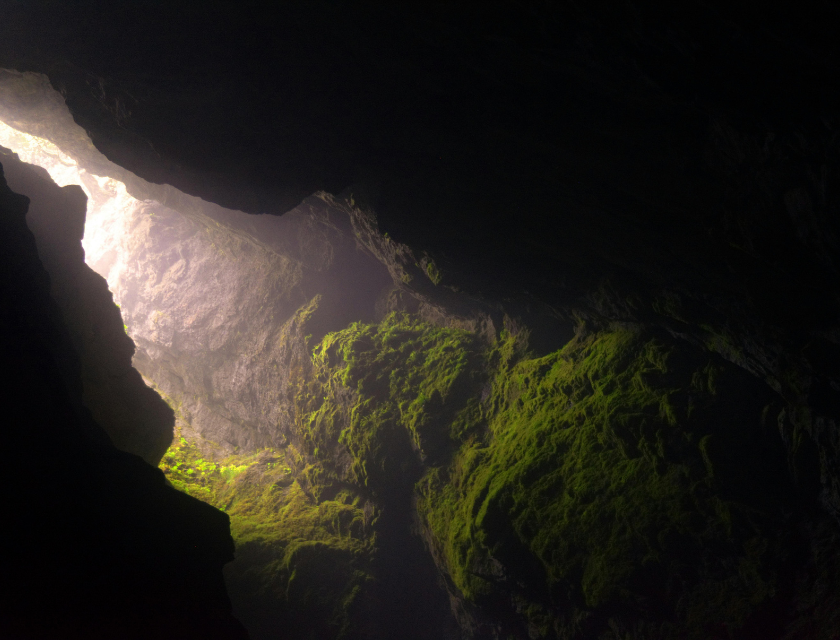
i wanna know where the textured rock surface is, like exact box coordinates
[281,312,840,638]
[0,160,247,639]
[118,194,392,454]
[0,146,174,464]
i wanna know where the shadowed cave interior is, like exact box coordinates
[1,4,840,639]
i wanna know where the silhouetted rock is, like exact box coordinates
[0,147,174,464]
[0,160,247,640]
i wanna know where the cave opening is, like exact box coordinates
[0,119,145,310]
[0,75,454,640]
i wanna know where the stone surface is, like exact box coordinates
[0,160,247,639]
[118,192,392,454]
[0,146,174,464]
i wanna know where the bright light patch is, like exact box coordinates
[0,119,140,305]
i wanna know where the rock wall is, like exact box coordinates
[179,309,840,639]
[116,191,392,454]
[0,146,174,464]
[0,159,247,639]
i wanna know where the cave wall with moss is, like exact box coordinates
[1,2,839,639]
[3,71,839,637]
[286,313,840,638]
[153,308,840,638]
[1,4,836,510]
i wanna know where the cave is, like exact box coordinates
[1,3,839,640]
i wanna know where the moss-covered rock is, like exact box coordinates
[417,326,803,638]
[160,431,377,639]
[295,312,486,494]
[162,312,839,639]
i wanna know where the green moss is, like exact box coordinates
[295,312,484,493]
[416,326,785,637]
[161,312,793,638]
[160,434,251,503]
[424,259,442,285]
[160,430,376,637]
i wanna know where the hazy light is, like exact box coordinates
[0,119,141,305]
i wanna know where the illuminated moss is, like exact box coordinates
[424,259,442,285]
[294,312,484,494]
[162,313,794,638]
[416,326,789,637]
[160,431,376,638]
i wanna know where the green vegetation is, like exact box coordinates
[424,259,442,285]
[160,432,376,638]
[294,312,484,494]
[160,434,262,505]
[161,311,795,638]
[416,326,787,637]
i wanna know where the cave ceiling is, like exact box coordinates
[1,1,837,320]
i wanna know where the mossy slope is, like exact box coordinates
[160,433,377,639]
[418,326,797,638]
[296,312,485,494]
[162,312,832,639]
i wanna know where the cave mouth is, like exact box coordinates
[3,67,837,640]
[0,118,151,313]
[0,98,400,466]
[0,99,452,640]
[0,109,395,461]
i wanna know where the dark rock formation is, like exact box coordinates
[0,161,247,639]
[0,146,174,464]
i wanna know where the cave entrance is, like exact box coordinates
[0,119,144,303]
[0,79,450,640]
[0,114,391,462]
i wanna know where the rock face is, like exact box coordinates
[114,193,392,454]
[0,147,174,464]
[287,314,840,639]
[1,7,837,502]
[0,160,247,638]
